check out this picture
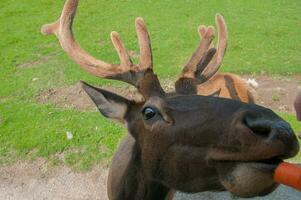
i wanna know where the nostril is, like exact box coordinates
[248,126,271,137]
[243,116,272,137]
[241,112,299,158]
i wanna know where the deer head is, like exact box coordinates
[42,0,299,199]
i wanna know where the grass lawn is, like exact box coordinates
[1,0,301,170]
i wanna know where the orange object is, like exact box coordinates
[274,162,301,191]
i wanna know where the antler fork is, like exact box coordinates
[41,0,163,98]
[176,15,228,95]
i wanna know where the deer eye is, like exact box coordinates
[142,107,157,120]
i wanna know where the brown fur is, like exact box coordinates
[99,87,298,200]
[294,92,301,139]
[197,73,256,103]
[176,14,256,104]
[294,92,301,121]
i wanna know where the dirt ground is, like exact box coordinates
[0,159,109,200]
[1,160,301,200]
[37,75,301,114]
[2,75,300,199]
[244,75,301,113]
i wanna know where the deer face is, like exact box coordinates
[43,0,299,198]
[83,82,299,198]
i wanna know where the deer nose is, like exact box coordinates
[244,115,299,158]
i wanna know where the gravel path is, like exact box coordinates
[0,160,108,200]
[175,186,301,200]
[1,160,300,200]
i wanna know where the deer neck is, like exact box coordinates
[108,134,171,200]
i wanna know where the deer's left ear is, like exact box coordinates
[82,81,131,121]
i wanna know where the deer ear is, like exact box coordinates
[81,81,131,121]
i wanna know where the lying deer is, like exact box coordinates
[42,0,299,199]
[295,92,301,121]
[177,16,256,103]
[294,92,301,139]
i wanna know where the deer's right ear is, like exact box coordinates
[82,81,131,121]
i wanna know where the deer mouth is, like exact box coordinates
[215,157,283,198]
[252,157,283,171]
[212,156,283,175]
[213,156,284,173]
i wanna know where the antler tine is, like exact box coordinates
[41,0,121,77]
[195,48,217,78]
[110,31,133,67]
[198,26,215,49]
[135,18,153,69]
[175,15,228,95]
[42,0,165,98]
[200,14,228,82]
[180,26,215,79]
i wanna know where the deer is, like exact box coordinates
[176,14,256,103]
[294,92,301,121]
[294,92,301,139]
[42,0,299,199]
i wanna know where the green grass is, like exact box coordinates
[0,99,124,170]
[1,0,301,170]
